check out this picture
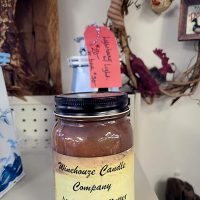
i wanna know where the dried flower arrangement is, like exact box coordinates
[106,0,200,104]
[0,0,62,99]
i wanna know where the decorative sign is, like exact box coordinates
[84,26,122,88]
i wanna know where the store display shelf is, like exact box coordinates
[4,94,158,199]
[2,149,158,200]
[8,95,136,153]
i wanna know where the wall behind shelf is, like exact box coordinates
[58,0,200,199]
[58,0,110,92]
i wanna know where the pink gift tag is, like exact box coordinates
[84,26,122,88]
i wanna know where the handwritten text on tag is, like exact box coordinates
[84,26,122,88]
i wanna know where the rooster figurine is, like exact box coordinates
[151,0,173,14]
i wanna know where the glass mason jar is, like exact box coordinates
[53,92,134,200]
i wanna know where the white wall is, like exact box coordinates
[126,1,200,199]
[58,0,200,199]
[58,0,110,92]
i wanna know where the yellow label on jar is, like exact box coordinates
[54,148,134,200]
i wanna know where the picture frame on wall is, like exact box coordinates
[178,0,200,41]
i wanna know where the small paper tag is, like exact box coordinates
[84,26,122,88]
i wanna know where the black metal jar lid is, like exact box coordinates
[55,92,129,118]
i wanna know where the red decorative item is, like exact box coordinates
[152,0,161,6]
[153,48,174,76]
[130,54,160,97]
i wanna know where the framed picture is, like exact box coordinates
[178,0,200,41]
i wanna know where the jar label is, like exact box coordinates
[54,148,134,200]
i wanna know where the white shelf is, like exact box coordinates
[2,149,158,200]
[9,95,136,153]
